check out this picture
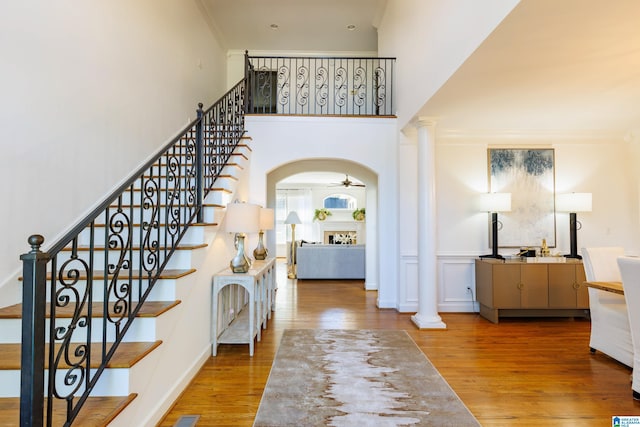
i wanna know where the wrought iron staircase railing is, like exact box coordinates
[19,79,246,427]
[18,51,396,427]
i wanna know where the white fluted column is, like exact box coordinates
[411,117,446,329]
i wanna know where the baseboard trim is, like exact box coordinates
[137,344,211,427]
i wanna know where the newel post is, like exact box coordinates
[20,234,49,427]
[196,103,204,223]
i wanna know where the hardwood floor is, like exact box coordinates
[159,260,640,426]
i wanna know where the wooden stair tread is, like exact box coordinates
[61,243,207,252]
[29,268,197,281]
[17,269,195,283]
[0,341,162,370]
[0,300,181,319]
[0,394,136,427]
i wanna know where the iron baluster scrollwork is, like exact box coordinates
[20,78,247,425]
[352,64,367,113]
[315,64,329,113]
[295,62,310,112]
[334,64,348,113]
[105,201,132,339]
[277,64,290,112]
[51,238,91,416]
[247,54,395,116]
[374,66,386,116]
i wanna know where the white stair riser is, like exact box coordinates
[55,248,195,272]
[142,156,246,180]
[32,277,180,305]
[75,221,215,247]
[0,317,158,344]
[0,367,131,397]
[117,188,231,206]
[0,371,19,397]
[203,190,233,206]
[75,208,219,244]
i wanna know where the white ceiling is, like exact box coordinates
[202,0,640,182]
[202,0,384,52]
[419,0,640,135]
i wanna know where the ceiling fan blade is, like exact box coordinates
[326,174,365,187]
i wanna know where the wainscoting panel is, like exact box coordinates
[438,257,479,313]
[398,254,480,313]
[398,255,419,312]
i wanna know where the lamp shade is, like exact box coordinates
[478,193,511,213]
[259,208,275,230]
[226,202,260,233]
[284,211,302,225]
[556,193,592,213]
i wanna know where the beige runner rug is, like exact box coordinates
[253,329,480,426]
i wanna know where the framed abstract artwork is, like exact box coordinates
[488,148,556,248]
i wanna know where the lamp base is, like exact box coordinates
[564,254,582,260]
[287,265,297,279]
[253,231,268,260]
[230,234,251,273]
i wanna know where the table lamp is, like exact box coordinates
[226,202,260,273]
[284,211,302,278]
[478,192,512,259]
[556,192,592,259]
[253,207,274,260]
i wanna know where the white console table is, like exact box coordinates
[212,258,276,356]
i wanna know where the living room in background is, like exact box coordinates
[489,148,556,248]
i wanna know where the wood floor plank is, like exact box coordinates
[159,261,640,427]
[0,300,181,319]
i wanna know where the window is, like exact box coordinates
[323,194,357,210]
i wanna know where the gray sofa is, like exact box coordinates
[296,244,365,279]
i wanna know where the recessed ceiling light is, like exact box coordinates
[270,24,279,30]
[346,24,356,31]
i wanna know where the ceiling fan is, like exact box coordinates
[329,174,365,188]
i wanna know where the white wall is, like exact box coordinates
[435,136,640,255]
[0,0,227,301]
[245,115,398,308]
[397,129,640,313]
[376,0,519,129]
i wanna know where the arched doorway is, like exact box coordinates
[266,159,378,290]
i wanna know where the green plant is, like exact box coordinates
[352,208,365,221]
[314,208,332,221]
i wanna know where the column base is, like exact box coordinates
[411,313,447,330]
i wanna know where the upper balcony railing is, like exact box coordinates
[245,52,395,116]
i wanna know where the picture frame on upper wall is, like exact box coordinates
[488,148,556,248]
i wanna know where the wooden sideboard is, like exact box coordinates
[475,258,589,323]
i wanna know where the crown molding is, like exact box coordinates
[435,128,628,144]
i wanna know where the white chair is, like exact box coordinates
[616,256,640,399]
[582,247,633,367]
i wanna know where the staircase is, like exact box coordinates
[0,131,251,427]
